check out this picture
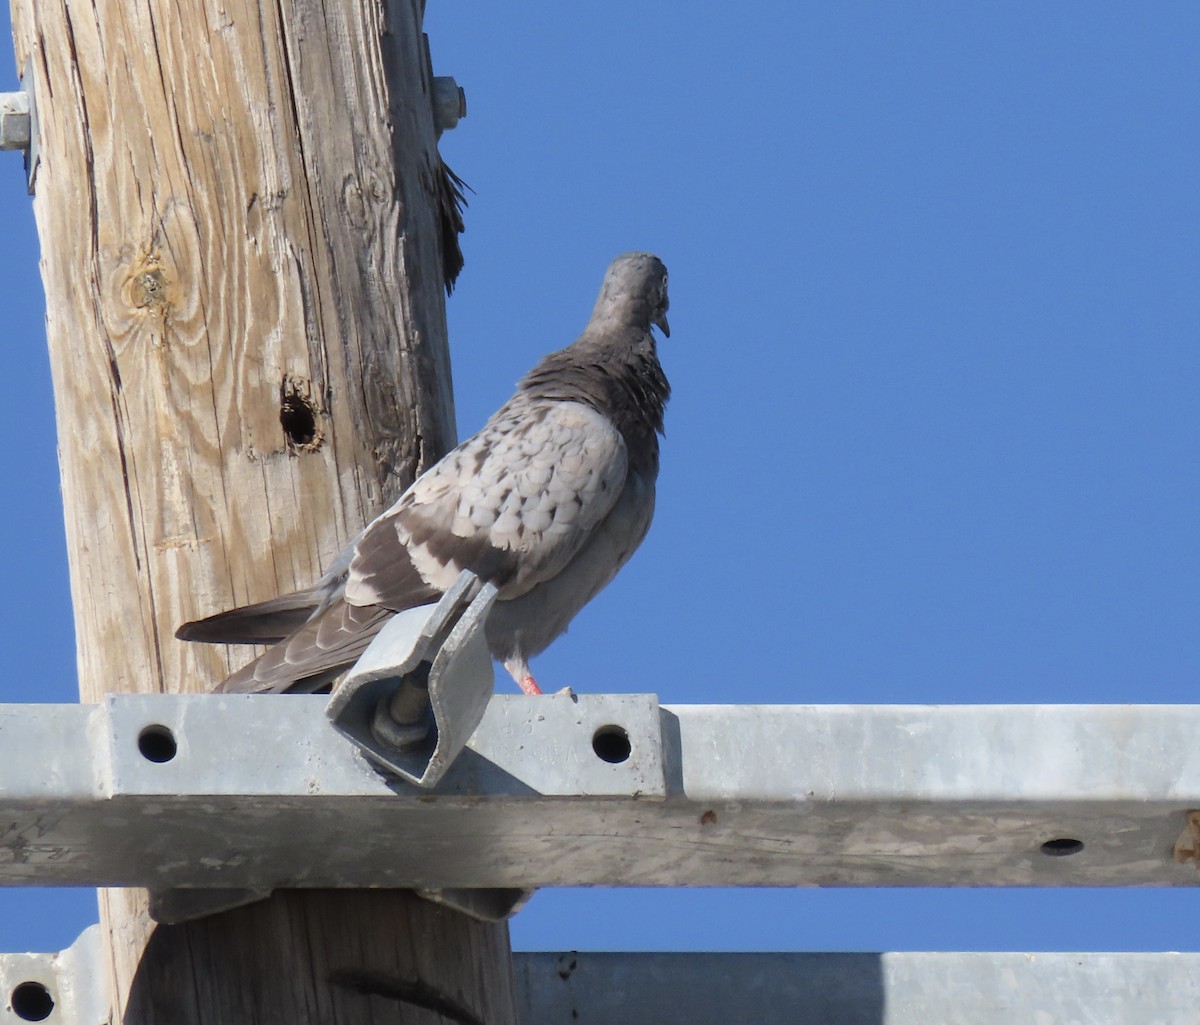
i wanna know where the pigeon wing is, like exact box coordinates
[216,400,628,694]
[346,400,630,609]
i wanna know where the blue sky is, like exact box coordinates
[1,3,1198,955]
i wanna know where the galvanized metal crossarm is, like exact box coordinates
[0,696,1196,895]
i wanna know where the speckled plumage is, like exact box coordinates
[177,252,671,694]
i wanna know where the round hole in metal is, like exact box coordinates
[11,981,54,1022]
[592,725,632,764]
[138,724,178,763]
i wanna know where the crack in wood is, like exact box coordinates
[329,969,487,1025]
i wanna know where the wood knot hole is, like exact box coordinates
[133,268,169,313]
[280,377,323,451]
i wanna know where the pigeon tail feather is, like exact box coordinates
[175,591,323,645]
[215,601,393,694]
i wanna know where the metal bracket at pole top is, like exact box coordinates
[0,60,40,193]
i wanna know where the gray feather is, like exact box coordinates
[178,251,672,694]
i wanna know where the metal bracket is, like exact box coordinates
[416,885,535,923]
[326,570,497,789]
[149,887,273,925]
[0,61,40,193]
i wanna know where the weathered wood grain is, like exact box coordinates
[124,891,519,1025]
[8,0,516,1019]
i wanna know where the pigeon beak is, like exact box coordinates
[655,311,670,338]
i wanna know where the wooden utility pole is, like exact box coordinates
[9,0,518,1020]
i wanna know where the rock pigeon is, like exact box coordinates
[177,251,671,695]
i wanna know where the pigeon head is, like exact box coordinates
[589,251,670,338]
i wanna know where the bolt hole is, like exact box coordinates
[138,724,178,763]
[1040,837,1084,857]
[11,981,54,1022]
[592,725,631,764]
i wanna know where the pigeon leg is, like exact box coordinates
[504,657,543,695]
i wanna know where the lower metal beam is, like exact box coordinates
[4,930,1198,1025]
[513,950,1200,1025]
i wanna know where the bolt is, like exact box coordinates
[370,664,434,751]
[0,91,31,151]
[432,76,467,133]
